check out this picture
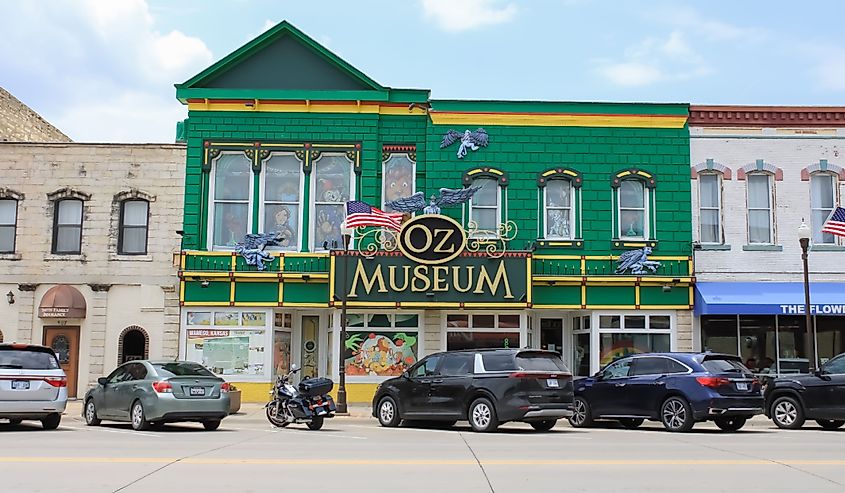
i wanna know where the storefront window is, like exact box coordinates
[446,313,522,351]
[573,332,591,377]
[599,333,670,366]
[739,316,778,374]
[701,315,739,355]
[777,316,808,374]
[343,313,419,377]
[448,332,520,351]
[184,309,269,377]
[817,317,845,363]
[273,312,293,377]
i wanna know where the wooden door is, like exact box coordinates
[43,326,80,397]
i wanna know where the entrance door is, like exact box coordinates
[300,316,320,380]
[43,326,80,397]
[540,318,563,355]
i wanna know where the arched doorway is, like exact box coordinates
[118,326,149,364]
[0,330,4,343]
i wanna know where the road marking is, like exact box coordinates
[1,457,844,466]
[61,425,159,438]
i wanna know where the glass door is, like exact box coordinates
[300,315,320,380]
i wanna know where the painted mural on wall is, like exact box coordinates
[185,310,267,376]
[344,331,418,377]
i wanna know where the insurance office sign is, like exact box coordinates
[330,215,531,308]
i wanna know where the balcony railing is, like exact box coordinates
[533,255,692,278]
[180,251,330,274]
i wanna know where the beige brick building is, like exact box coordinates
[0,87,71,143]
[0,142,185,397]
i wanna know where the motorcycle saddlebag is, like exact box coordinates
[299,377,333,397]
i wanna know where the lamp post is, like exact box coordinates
[798,220,816,373]
[336,221,354,414]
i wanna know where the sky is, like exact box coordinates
[1,0,844,143]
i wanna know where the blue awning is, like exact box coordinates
[695,282,845,316]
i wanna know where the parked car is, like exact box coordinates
[372,349,574,432]
[83,360,230,431]
[0,343,68,430]
[764,352,845,430]
[568,352,763,432]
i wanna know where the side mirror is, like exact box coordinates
[593,371,604,381]
[97,377,108,386]
[402,370,410,379]
[813,369,825,377]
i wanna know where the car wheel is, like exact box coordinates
[568,397,594,428]
[660,396,694,432]
[202,420,221,431]
[376,396,401,428]
[771,396,805,430]
[816,419,845,430]
[714,416,747,432]
[619,418,645,429]
[306,416,324,430]
[130,401,150,431]
[468,397,499,432]
[529,419,557,432]
[41,413,61,430]
[8,419,22,425]
[84,399,101,426]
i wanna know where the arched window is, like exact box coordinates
[118,326,149,364]
[463,167,508,238]
[810,172,837,244]
[118,199,149,255]
[746,172,775,244]
[698,172,723,244]
[612,169,656,241]
[537,168,582,240]
[209,152,253,249]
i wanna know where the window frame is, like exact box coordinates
[310,152,355,251]
[698,172,723,244]
[52,198,84,255]
[117,199,150,255]
[381,152,417,213]
[746,172,775,245]
[809,172,838,245]
[617,178,650,240]
[0,198,18,254]
[207,152,254,251]
[543,178,575,240]
[258,151,304,251]
[468,176,502,238]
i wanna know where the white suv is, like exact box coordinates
[0,343,68,429]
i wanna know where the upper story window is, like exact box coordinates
[382,152,416,213]
[698,173,722,244]
[52,199,84,254]
[262,152,302,250]
[464,167,508,239]
[210,153,252,249]
[619,179,647,239]
[746,173,774,244]
[538,168,582,240]
[311,152,353,250]
[810,173,837,244]
[0,199,17,253]
[118,200,149,255]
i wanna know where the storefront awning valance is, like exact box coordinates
[38,285,87,318]
[695,282,845,316]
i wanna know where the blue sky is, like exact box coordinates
[1,0,844,142]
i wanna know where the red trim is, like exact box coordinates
[690,106,845,127]
[383,144,416,152]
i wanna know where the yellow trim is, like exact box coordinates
[580,257,586,275]
[182,302,231,307]
[532,304,693,310]
[207,142,255,147]
[180,253,186,270]
[617,170,632,178]
[230,281,236,302]
[278,282,284,304]
[256,143,301,149]
[329,255,336,298]
[231,255,236,270]
[533,304,582,309]
[235,272,279,279]
[234,278,279,283]
[581,284,586,306]
[466,169,483,176]
[186,101,428,116]
[532,276,693,284]
[562,169,578,177]
[429,112,688,128]
[346,301,398,307]
[282,302,331,308]
[526,257,532,304]
[281,252,330,257]
[181,271,230,278]
[635,285,641,306]
[281,273,329,280]
[547,241,574,246]
[638,171,653,178]
[179,280,185,301]
[183,250,233,256]
[541,170,557,177]
[534,254,582,260]
[487,168,504,176]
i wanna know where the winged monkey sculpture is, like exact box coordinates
[614,247,661,275]
[440,128,489,159]
[385,187,481,215]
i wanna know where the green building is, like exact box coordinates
[175,21,693,402]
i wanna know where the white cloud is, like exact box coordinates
[596,62,664,87]
[655,6,768,43]
[420,0,517,32]
[594,31,711,87]
[0,0,213,142]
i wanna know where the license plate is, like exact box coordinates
[547,379,560,388]
[736,382,749,391]
[11,380,29,390]
[189,386,205,396]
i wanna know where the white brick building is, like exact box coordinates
[689,106,845,374]
[0,143,185,397]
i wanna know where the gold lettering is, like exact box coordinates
[388,265,410,291]
[433,229,455,253]
[432,266,450,291]
[404,224,433,254]
[349,260,386,297]
[453,265,473,293]
[411,265,432,292]
[474,261,513,298]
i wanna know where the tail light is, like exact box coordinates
[152,381,173,393]
[696,376,731,388]
[44,376,67,388]
[221,382,231,393]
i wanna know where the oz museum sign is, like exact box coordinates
[331,215,531,308]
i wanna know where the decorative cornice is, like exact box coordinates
[47,187,91,201]
[737,159,783,181]
[691,159,732,180]
[17,283,37,292]
[801,159,845,181]
[89,283,112,292]
[0,188,24,201]
[689,106,845,127]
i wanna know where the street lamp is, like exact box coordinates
[798,220,816,373]
[336,221,354,414]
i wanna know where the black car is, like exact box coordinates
[372,349,574,432]
[569,352,763,432]
[764,352,845,430]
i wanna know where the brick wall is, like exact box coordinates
[0,87,71,143]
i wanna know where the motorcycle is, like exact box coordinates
[265,364,336,430]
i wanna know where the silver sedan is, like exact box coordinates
[83,360,230,431]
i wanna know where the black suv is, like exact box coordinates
[764,352,845,430]
[372,349,574,432]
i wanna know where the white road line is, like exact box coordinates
[61,425,159,438]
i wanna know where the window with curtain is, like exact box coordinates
[544,179,573,239]
[0,199,17,253]
[312,153,352,250]
[262,153,302,250]
[118,199,149,255]
[469,177,500,236]
[382,153,415,212]
[52,199,83,254]
[618,179,647,239]
[810,173,836,244]
[699,173,722,244]
[747,173,773,244]
[211,153,252,249]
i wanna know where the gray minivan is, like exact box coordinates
[0,343,68,429]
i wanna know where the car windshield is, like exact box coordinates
[516,353,569,372]
[0,348,59,370]
[153,362,216,378]
[702,358,749,374]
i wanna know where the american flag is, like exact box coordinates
[345,201,404,230]
[821,206,845,237]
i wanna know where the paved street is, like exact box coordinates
[1,403,845,492]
